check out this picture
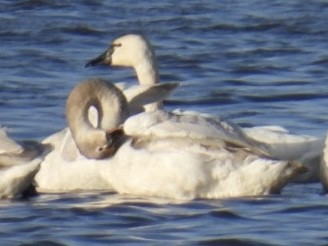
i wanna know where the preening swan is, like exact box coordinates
[66,79,129,159]
[34,79,178,192]
[0,128,50,198]
[58,79,305,200]
[86,33,324,183]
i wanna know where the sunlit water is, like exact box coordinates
[1,1,328,245]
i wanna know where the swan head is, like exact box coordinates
[66,79,129,159]
[76,127,125,159]
[86,34,159,85]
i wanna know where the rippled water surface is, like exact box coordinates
[1,1,328,245]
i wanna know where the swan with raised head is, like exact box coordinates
[34,79,178,192]
[0,128,50,198]
[86,33,324,182]
[86,34,160,112]
[51,79,305,200]
[86,34,158,86]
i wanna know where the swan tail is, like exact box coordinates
[270,160,307,194]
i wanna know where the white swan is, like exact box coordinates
[0,128,50,198]
[86,33,324,183]
[320,133,328,192]
[34,79,178,192]
[46,79,305,200]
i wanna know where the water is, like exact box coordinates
[1,0,328,245]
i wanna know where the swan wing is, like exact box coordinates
[123,83,179,114]
[0,158,40,198]
[124,110,270,156]
[0,128,23,155]
[244,126,324,160]
[0,128,51,167]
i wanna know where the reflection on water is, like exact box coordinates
[1,184,328,245]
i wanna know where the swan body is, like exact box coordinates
[34,79,178,192]
[65,137,304,200]
[87,33,324,183]
[0,128,50,198]
[36,128,111,192]
[43,79,305,199]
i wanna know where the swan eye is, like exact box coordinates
[108,43,122,57]
[97,144,109,153]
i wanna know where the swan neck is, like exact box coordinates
[134,57,161,111]
[66,80,129,158]
[135,63,159,85]
[134,45,159,85]
[67,95,101,144]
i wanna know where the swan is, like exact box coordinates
[34,79,178,192]
[86,33,324,182]
[0,128,50,198]
[320,133,328,192]
[53,79,305,200]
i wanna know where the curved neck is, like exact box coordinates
[66,79,129,158]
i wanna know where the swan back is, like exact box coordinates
[66,78,129,159]
[124,110,270,156]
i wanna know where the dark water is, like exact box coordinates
[1,0,328,245]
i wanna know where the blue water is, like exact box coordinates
[1,0,328,245]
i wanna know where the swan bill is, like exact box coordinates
[100,128,125,159]
[85,48,112,67]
